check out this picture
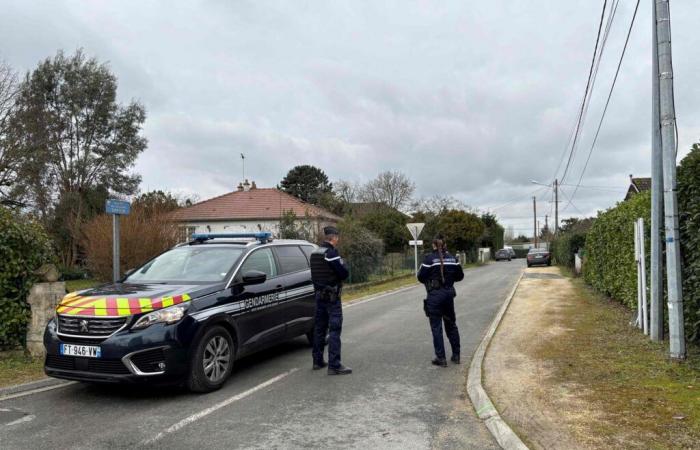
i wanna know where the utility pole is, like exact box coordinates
[533,196,537,247]
[650,1,664,342]
[545,215,549,233]
[554,179,559,235]
[655,0,685,359]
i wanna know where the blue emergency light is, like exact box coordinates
[191,232,273,244]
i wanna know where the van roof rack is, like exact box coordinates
[190,232,273,244]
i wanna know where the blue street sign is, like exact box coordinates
[106,199,131,215]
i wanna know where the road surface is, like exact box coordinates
[1,260,523,450]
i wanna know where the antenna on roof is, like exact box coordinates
[241,153,245,181]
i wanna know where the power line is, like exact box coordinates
[565,0,641,210]
[559,0,612,185]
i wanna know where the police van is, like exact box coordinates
[44,233,316,392]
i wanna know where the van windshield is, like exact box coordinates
[126,246,245,283]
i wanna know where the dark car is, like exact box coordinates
[495,249,512,261]
[526,248,551,267]
[44,232,317,393]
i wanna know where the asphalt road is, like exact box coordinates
[1,260,523,450]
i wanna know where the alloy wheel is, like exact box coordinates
[202,335,231,383]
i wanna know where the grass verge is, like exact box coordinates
[65,279,100,293]
[343,274,418,302]
[0,350,45,388]
[536,273,700,449]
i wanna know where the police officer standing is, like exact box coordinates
[309,226,352,375]
[417,235,464,367]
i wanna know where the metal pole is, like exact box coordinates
[655,0,685,359]
[533,196,537,247]
[650,0,664,342]
[112,214,120,283]
[635,221,642,329]
[414,226,419,276]
[639,219,649,335]
[554,179,559,235]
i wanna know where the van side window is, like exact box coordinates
[276,246,309,274]
[240,248,278,278]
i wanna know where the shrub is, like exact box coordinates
[583,192,650,309]
[336,220,384,284]
[83,205,180,281]
[551,218,594,269]
[0,207,54,348]
[678,144,700,343]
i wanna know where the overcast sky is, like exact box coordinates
[2,0,698,235]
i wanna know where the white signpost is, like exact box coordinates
[406,223,425,275]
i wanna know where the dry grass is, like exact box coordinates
[0,350,45,388]
[534,274,700,449]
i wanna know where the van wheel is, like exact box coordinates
[187,326,234,393]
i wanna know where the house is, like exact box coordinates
[625,175,651,201]
[170,180,341,241]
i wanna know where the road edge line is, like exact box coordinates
[467,271,529,450]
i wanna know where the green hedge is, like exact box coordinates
[337,220,384,284]
[678,144,700,343]
[0,207,54,348]
[552,233,584,268]
[583,192,650,309]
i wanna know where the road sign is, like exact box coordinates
[105,199,131,283]
[406,223,425,240]
[409,240,423,246]
[106,199,131,215]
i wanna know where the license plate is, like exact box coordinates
[60,344,101,358]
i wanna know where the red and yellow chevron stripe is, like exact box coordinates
[56,293,192,317]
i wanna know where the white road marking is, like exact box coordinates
[0,382,76,402]
[142,368,299,446]
[343,284,421,310]
[4,414,35,427]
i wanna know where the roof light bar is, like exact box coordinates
[191,232,273,244]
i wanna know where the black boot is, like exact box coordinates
[432,357,448,367]
[313,361,328,370]
[328,364,352,375]
[451,354,460,364]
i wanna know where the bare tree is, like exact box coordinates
[410,194,471,214]
[333,179,360,204]
[359,170,415,211]
[0,60,21,206]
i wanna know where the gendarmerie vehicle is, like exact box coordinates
[44,232,316,392]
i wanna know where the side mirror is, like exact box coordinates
[242,270,267,285]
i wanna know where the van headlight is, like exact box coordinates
[132,305,188,330]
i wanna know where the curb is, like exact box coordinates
[0,376,69,399]
[467,271,529,450]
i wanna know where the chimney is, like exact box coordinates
[237,182,244,192]
[250,181,257,190]
[243,179,251,192]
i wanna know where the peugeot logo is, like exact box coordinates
[79,319,89,333]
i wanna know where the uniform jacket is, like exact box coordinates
[310,241,349,289]
[417,250,465,288]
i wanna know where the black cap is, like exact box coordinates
[324,226,339,236]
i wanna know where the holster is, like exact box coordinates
[320,286,340,302]
[427,279,444,292]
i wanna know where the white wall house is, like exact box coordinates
[170,181,340,242]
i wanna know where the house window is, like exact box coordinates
[179,226,197,242]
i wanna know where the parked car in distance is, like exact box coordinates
[495,249,512,261]
[527,248,551,267]
[503,246,516,259]
[44,232,317,393]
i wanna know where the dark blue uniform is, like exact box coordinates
[417,250,464,360]
[309,241,349,369]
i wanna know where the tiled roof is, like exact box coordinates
[632,177,651,192]
[170,188,341,222]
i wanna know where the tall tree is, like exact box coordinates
[359,170,415,211]
[279,165,332,204]
[0,60,23,206]
[10,50,147,264]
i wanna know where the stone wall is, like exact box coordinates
[26,282,65,357]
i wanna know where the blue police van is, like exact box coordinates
[44,233,317,392]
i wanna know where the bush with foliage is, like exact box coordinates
[551,218,595,269]
[83,203,180,281]
[279,210,313,241]
[583,192,650,309]
[678,144,700,343]
[336,220,384,284]
[0,207,54,348]
[358,206,409,253]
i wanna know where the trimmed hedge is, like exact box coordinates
[336,220,384,284]
[0,207,54,348]
[583,192,650,310]
[678,144,700,343]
